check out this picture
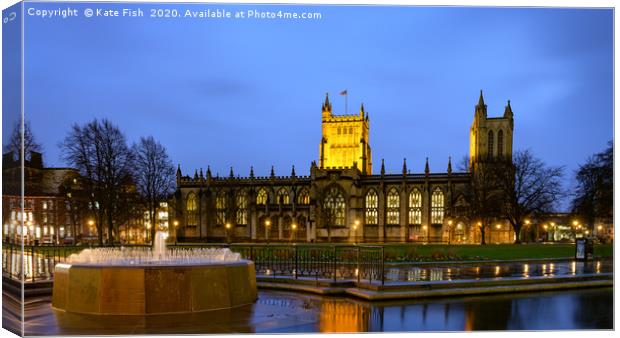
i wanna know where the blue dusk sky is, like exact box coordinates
[9,3,614,210]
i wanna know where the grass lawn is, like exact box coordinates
[3,242,612,263]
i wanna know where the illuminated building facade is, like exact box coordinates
[171,92,516,243]
[2,151,88,244]
[2,151,150,245]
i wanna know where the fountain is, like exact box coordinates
[52,231,257,315]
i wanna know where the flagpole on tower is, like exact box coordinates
[340,89,348,114]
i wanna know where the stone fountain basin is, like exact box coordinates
[52,260,257,315]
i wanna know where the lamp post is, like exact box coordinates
[265,219,271,244]
[291,223,297,242]
[173,220,179,245]
[447,220,453,245]
[225,222,231,244]
[353,219,360,244]
[496,223,502,243]
[422,225,428,244]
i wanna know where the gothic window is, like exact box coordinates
[337,127,342,135]
[488,130,494,159]
[297,189,310,205]
[277,188,290,204]
[497,129,504,158]
[408,188,422,225]
[323,187,345,226]
[387,187,400,225]
[365,189,378,224]
[348,127,353,134]
[235,191,248,225]
[216,191,226,226]
[256,188,268,205]
[431,188,444,224]
[186,193,197,226]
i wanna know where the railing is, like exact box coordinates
[1,242,385,285]
[232,244,385,284]
[2,243,84,282]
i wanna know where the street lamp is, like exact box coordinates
[291,223,297,242]
[265,219,271,244]
[447,220,453,244]
[353,219,360,244]
[225,223,231,244]
[422,225,428,243]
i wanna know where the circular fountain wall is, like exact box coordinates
[52,233,257,315]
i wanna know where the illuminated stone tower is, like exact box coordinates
[319,93,372,174]
[469,90,514,171]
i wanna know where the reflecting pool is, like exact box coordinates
[7,287,612,335]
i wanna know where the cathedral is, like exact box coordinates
[170,91,516,244]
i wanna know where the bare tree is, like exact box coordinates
[60,119,134,245]
[457,155,470,172]
[466,162,504,245]
[4,120,42,160]
[132,136,175,244]
[571,141,613,230]
[496,149,565,243]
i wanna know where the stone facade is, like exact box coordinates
[171,92,516,243]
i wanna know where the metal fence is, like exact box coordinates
[2,243,84,282]
[2,243,385,285]
[232,244,385,284]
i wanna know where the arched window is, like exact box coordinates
[277,188,290,204]
[408,188,422,225]
[216,191,226,226]
[488,130,494,159]
[365,189,378,224]
[256,188,268,205]
[235,191,248,225]
[387,187,400,225]
[497,129,504,158]
[297,189,310,205]
[431,188,444,224]
[323,187,345,226]
[186,193,198,226]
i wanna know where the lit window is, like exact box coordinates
[186,193,198,226]
[235,191,248,225]
[297,189,310,205]
[323,187,345,226]
[277,188,290,204]
[216,192,226,226]
[408,188,422,225]
[43,201,47,210]
[256,188,268,205]
[365,190,378,224]
[431,188,444,224]
[387,188,400,225]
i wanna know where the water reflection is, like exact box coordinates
[317,288,613,332]
[36,288,612,335]
[390,259,612,282]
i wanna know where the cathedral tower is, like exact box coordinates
[319,93,372,174]
[469,90,514,172]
